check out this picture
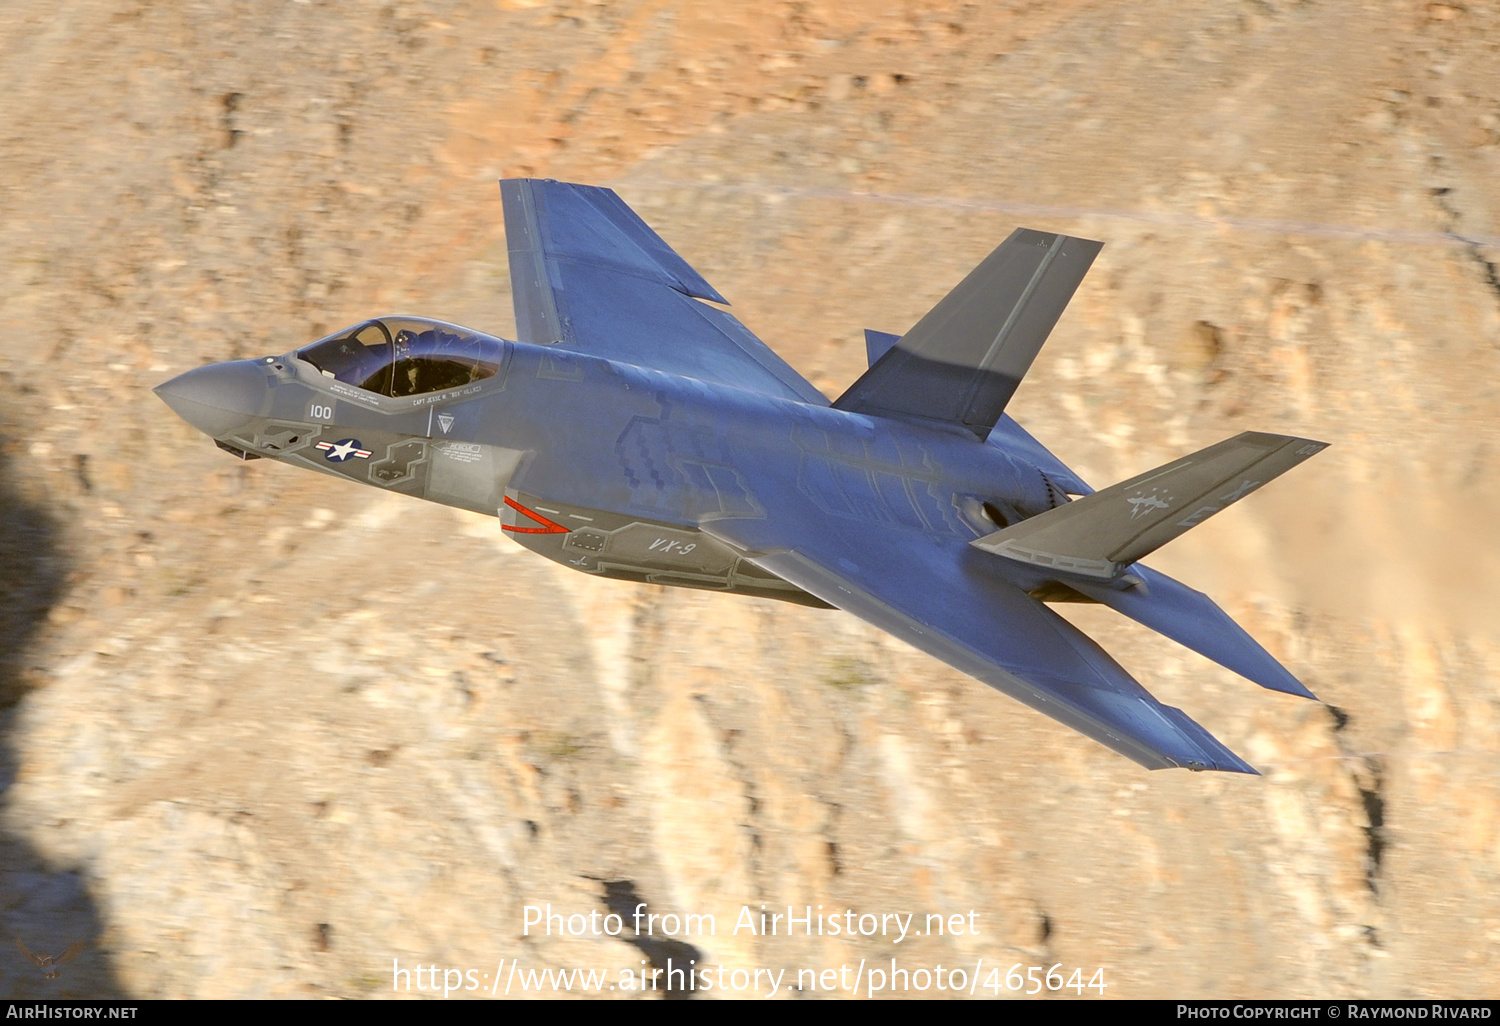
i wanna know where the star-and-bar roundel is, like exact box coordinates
[317,439,373,462]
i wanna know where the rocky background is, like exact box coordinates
[1,0,1497,1000]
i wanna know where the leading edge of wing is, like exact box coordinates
[499,179,829,405]
[701,518,1257,774]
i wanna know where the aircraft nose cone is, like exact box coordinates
[153,360,270,438]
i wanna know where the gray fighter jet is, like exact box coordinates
[156,179,1327,773]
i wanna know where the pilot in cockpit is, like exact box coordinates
[393,328,423,396]
[299,317,504,398]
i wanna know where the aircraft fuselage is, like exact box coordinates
[160,325,1064,607]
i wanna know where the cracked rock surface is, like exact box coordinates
[1,0,1498,999]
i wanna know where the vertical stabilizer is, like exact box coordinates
[834,228,1101,439]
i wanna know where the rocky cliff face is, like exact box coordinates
[1,0,1497,999]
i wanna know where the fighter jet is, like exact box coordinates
[155,179,1327,773]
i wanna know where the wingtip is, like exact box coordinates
[1155,755,1259,775]
[1210,738,1261,774]
[1218,758,1262,776]
[1259,673,1319,701]
[1153,704,1260,775]
[1202,746,1261,776]
[1176,754,1261,775]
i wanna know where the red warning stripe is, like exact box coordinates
[501,496,570,534]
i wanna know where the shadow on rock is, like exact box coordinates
[0,432,125,998]
[602,880,703,1001]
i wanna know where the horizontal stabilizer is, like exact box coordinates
[864,328,900,366]
[834,228,1101,439]
[1070,566,1316,698]
[973,431,1329,579]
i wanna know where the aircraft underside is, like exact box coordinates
[500,489,831,608]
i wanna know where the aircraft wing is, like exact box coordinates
[700,514,1257,773]
[500,179,829,405]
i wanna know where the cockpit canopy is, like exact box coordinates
[297,317,506,398]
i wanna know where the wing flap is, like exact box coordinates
[704,516,1257,773]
